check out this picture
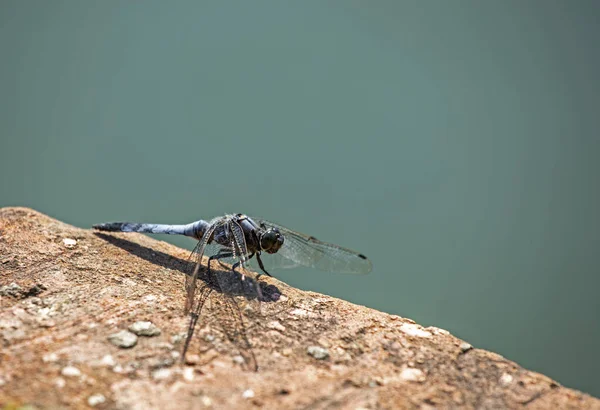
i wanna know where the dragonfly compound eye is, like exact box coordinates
[261,229,284,253]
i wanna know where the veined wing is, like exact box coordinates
[182,283,213,361]
[185,216,224,314]
[254,218,372,274]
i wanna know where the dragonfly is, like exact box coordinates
[93,213,372,369]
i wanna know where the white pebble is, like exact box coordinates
[399,323,432,338]
[63,238,77,248]
[43,352,59,363]
[88,393,106,407]
[128,321,161,337]
[428,326,450,336]
[290,308,308,317]
[267,321,286,332]
[500,373,513,386]
[307,346,329,360]
[183,367,194,382]
[152,368,172,380]
[460,342,473,352]
[61,366,81,377]
[107,330,138,348]
[232,355,245,365]
[242,389,255,399]
[100,354,116,367]
[400,367,425,382]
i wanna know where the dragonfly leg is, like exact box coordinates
[231,258,247,279]
[255,253,273,279]
[208,250,233,275]
[231,254,264,301]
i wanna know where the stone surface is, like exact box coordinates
[0,207,598,409]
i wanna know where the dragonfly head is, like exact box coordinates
[259,227,284,254]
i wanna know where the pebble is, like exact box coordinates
[499,373,513,386]
[0,283,22,298]
[171,333,186,344]
[61,366,81,377]
[290,308,309,317]
[200,396,213,406]
[242,389,255,399]
[43,352,59,363]
[100,354,116,367]
[184,354,201,365]
[428,326,450,336]
[182,367,195,382]
[108,330,138,348]
[63,238,77,248]
[459,342,473,353]
[399,323,432,338]
[267,321,286,332]
[88,394,106,407]
[307,346,329,360]
[128,321,161,337]
[152,368,172,380]
[400,367,425,382]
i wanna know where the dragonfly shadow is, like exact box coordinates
[94,233,281,303]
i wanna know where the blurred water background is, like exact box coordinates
[1,1,599,397]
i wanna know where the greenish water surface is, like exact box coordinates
[1,1,599,397]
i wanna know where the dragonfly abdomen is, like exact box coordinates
[93,220,209,239]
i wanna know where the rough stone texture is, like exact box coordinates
[0,207,598,410]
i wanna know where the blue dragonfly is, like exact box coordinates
[94,213,371,369]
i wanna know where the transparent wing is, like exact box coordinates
[213,294,258,371]
[184,217,225,314]
[253,218,372,274]
[229,219,249,266]
[181,216,261,369]
[182,283,213,361]
[247,251,301,272]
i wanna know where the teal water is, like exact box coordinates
[1,1,599,397]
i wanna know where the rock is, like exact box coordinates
[128,321,161,337]
[42,352,59,363]
[108,330,138,348]
[63,238,77,248]
[152,368,172,380]
[171,332,186,344]
[182,367,195,382]
[399,323,432,338]
[267,321,286,332]
[500,373,514,386]
[100,354,116,367]
[232,355,245,365]
[1,208,598,410]
[0,283,22,298]
[459,342,473,353]
[88,393,106,407]
[307,346,329,360]
[400,367,426,382]
[61,366,81,377]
